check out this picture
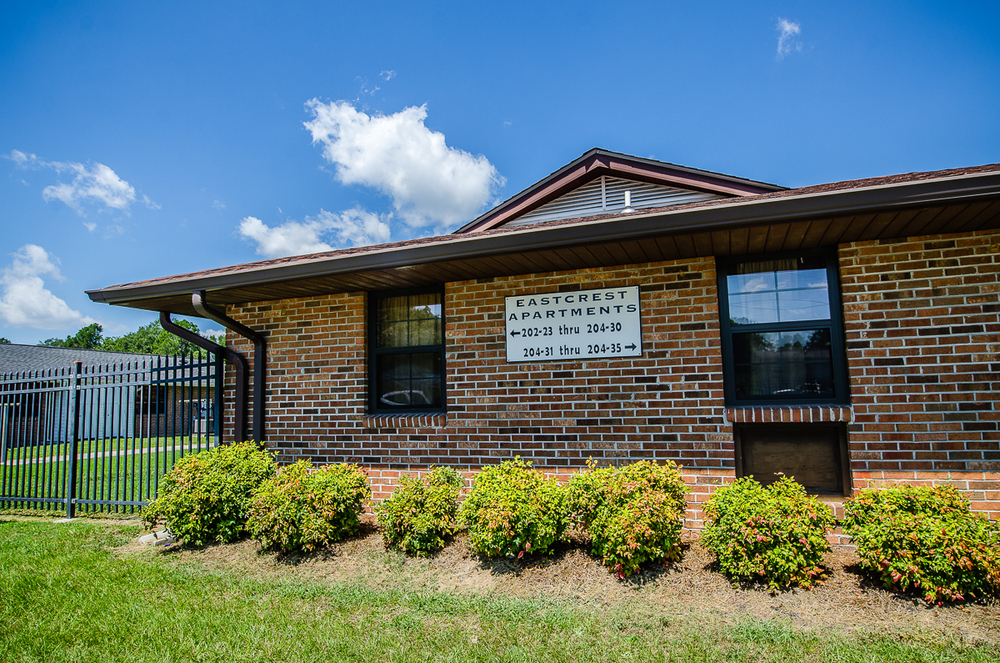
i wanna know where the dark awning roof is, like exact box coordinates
[87,163,1000,317]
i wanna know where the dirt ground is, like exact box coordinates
[119,518,1000,645]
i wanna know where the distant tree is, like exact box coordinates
[0,337,10,344]
[40,323,104,349]
[102,320,221,356]
[38,319,224,356]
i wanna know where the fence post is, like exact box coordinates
[213,351,223,446]
[64,361,82,519]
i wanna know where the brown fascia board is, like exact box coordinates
[454,148,787,233]
[86,167,1000,312]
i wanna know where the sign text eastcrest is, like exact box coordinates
[505,286,643,363]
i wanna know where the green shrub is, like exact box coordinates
[377,467,463,556]
[247,460,371,553]
[141,441,276,546]
[457,458,568,559]
[842,484,1000,603]
[701,476,835,590]
[567,459,688,578]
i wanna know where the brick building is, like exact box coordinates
[87,149,1000,527]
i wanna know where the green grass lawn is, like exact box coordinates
[0,519,997,663]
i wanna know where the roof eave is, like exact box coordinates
[86,168,1000,310]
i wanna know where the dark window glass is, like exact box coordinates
[371,290,445,413]
[732,329,834,398]
[375,352,442,408]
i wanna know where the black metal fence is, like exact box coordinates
[0,353,222,516]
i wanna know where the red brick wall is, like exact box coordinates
[218,230,1000,526]
[838,229,1000,519]
[224,258,733,527]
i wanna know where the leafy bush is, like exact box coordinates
[842,484,1000,603]
[247,460,371,553]
[567,459,688,578]
[377,467,463,556]
[141,441,276,546]
[701,476,835,590]
[457,458,569,559]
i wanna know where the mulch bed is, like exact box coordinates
[128,519,999,644]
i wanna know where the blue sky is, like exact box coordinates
[1,1,998,344]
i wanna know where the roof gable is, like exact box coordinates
[455,148,785,233]
[505,175,725,228]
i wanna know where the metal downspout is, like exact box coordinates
[191,290,266,443]
[159,311,249,443]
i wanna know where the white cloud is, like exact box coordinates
[212,200,226,210]
[776,19,803,59]
[238,207,391,259]
[6,150,157,214]
[317,208,392,247]
[303,100,504,230]
[380,70,396,81]
[200,327,226,344]
[0,244,97,330]
[239,216,333,258]
[9,149,36,167]
[42,162,135,211]
[83,222,97,232]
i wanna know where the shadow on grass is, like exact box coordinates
[843,560,890,593]
[842,560,999,609]
[470,537,577,578]
[695,555,836,597]
[469,533,687,586]
[268,519,382,566]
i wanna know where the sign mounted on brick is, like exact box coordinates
[504,286,643,363]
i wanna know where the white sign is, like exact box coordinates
[505,286,642,363]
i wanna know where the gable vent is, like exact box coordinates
[506,176,723,227]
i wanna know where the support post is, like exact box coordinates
[65,361,82,519]
[213,351,223,446]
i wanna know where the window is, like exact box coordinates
[718,252,849,405]
[369,289,445,414]
[735,424,850,494]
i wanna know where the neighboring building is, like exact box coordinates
[86,149,1000,527]
[0,344,215,444]
[0,344,159,375]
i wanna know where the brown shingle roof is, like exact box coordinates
[97,161,1000,293]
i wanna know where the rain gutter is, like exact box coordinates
[159,311,249,443]
[191,290,266,443]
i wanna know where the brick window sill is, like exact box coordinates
[725,406,853,424]
[361,413,447,430]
